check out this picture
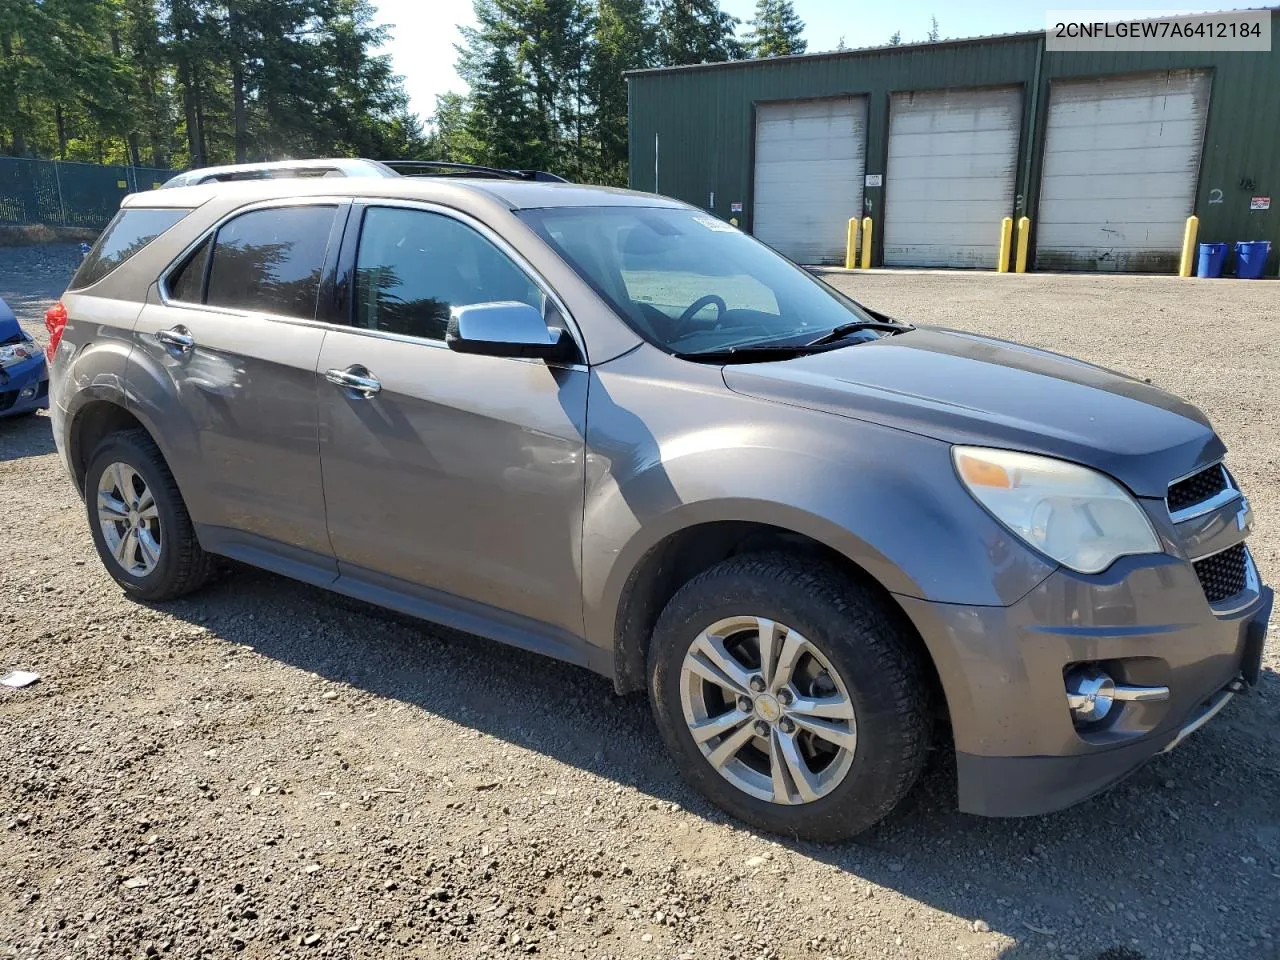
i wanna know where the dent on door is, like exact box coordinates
[130,301,332,554]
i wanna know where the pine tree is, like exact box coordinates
[744,0,806,59]
[591,0,655,183]
[656,0,743,65]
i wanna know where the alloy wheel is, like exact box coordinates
[679,615,857,805]
[96,461,162,577]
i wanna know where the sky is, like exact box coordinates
[373,0,1244,123]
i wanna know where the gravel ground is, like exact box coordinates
[1,245,1277,960]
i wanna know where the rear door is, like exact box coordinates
[315,201,588,639]
[131,201,345,564]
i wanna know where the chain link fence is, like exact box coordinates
[0,158,180,230]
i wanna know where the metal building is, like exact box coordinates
[627,14,1279,273]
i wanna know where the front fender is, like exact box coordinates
[581,358,1056,651]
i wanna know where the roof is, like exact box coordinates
[625,29,1045,78]
[122,175,686,212]
[624,6,1279,78]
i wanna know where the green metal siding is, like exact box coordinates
[628,15,1280,272]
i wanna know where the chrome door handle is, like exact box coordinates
[324,366,382,398]
[155,326,195,352]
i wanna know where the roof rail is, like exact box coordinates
[161,158,398,188]
[381,160,568,183]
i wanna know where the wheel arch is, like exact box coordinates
[67,399,152,494]
[609,517,947,723]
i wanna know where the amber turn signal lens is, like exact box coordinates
[955,452,1012,489]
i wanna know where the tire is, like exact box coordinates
[648,552,931,841]
[84,428,217,602]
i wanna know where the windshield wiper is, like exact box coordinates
[679,343,824,363]
[805,319,913,347]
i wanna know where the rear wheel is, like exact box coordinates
[648,553,931,841]
[84,429,216,601]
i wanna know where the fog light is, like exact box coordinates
[1066,667,1116,722]
[1065,665,1170,725]
[19,386,36,399]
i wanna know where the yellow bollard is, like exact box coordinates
[845,218,858,269]
[997,217,1013,272]
[1178,215,1199,277]
[1015,216,1031,273]
[860,217,873,270]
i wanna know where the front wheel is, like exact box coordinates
[648,553,931,841]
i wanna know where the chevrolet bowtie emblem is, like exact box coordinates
[1237,497,1253,533]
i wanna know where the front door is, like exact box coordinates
[316,203,588,638]
[131,202,343,560]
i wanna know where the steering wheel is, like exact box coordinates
[678,294,728,327]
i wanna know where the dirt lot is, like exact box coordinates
[1,245,1277,960]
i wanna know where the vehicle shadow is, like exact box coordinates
[157,566,1280,960]
[0,408,55,461]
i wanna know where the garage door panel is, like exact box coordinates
[890,124,1018,152]
[1037,70,1210,272]
[1040,148,1203,178]
[888,153,1019,182]
[881,244,996,269]
[887,198,1022,222]
[1041,118,1205,154]
[753,97,867,265]
[1040,171,1205,202]
[883,86,1021,268]
[1039,220,1188,245]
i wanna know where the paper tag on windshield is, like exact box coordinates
[692,216,738,233]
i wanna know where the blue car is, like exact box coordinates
[0,296,48,418]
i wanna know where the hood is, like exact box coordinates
[0,297,20,343]
[722,327,1222,498]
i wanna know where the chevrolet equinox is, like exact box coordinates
[47,171,1271,840]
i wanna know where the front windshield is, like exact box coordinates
[518,206,876,355]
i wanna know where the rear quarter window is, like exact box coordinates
[69,208,191,290]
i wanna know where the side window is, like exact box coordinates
[205,205,336,320]
[69,207,191,290]
[166,236,211,303]
[353,206,543,342]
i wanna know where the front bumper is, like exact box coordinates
[0,356,49,418]
[897,554,1272,817]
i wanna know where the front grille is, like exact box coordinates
[1168,464,1229,514]
[1193,543,1249,604]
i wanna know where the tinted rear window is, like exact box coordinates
[69,208,190,290]
[205,206,336,320]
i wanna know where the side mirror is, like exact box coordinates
[445,301,575,362]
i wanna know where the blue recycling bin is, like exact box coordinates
[1234,240,1271,279]
[1196,242,1227,278]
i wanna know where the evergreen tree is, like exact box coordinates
[656,0,743,65]
[0,0,421,167]
[744,0,806,59]
[591,0,655,182]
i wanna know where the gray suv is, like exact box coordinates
[47,172,1271,840]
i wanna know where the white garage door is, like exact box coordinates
[1036,70,1211,272]
[883,86,1022,268]
[753,97,867,265]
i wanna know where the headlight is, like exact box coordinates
[0,334,41,367]
[953,446,1160,574]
